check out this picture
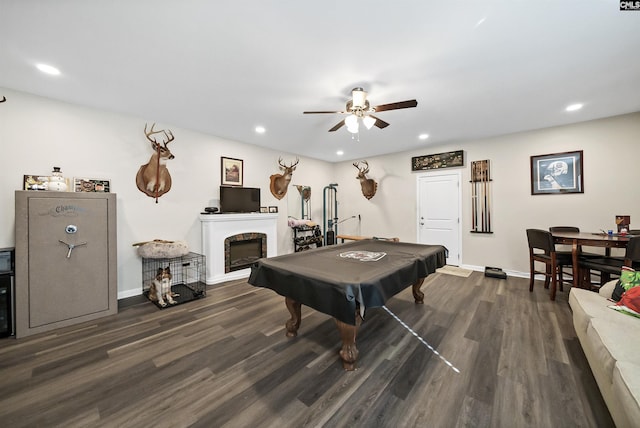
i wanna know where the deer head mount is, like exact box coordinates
[136,123,175,203]
[270,157,299,200]
[295,185,311,201]
[353,160,378,200]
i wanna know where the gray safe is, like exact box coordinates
[15,191,117,338]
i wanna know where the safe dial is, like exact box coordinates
[65,225,78,234]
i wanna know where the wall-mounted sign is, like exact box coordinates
[412,150,464,171]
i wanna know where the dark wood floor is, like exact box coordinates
[0,271,614,428]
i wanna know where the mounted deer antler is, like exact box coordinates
[270,157,299,200]
[136,123,175,202]
[0,96,6,103]
[353,160,377,200]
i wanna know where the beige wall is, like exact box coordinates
[334,112,640,275]
[1,87,639,296]
[0,88,333,297]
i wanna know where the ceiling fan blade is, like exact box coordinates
[372,99,418,112]
[303,110,346,114]
[328,119,346,132]
[369,115,390,129]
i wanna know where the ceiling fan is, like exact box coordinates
[303,87,417,133]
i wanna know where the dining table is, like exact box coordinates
[551,231,632,288]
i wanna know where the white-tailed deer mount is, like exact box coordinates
[353,160,378,200]
[295,185,311,201]
[270,157,299,200]
[136,123,175,203]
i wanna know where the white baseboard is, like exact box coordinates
[118,288,142,300]
[459,264,529,279]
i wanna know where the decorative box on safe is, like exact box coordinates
[142,252,206,308]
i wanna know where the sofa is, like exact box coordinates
[569,280,640,427]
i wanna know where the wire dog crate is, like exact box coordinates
[142,252,206,308]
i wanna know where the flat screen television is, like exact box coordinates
[219,186,260,213]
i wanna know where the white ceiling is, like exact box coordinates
[2,1,639,162]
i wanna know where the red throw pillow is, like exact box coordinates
[617,286,640,313]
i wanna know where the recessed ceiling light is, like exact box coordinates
[418,134,429,140]
[255,126,266,134]
[565,103,583,112]
[336,150,344,156]
[36,63,61,75]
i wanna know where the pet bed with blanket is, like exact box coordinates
[133,239,190,259]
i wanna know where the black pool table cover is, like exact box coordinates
[248,239,447,325]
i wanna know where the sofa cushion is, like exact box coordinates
[570,288,615,336]
[585,316,640,382]
[599,279,618,299]
[612,361,640,424]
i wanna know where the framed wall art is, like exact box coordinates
[530,150,583,195]
[412,150,464,171]
[23,174,48,191]
[221,157,243,186]
[74,178,111,192]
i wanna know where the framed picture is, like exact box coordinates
[74,178,111,192]
[23,174,48,191]
[268,206,278,213]
[530,150,583,195]
[615,215,630,232]
[412,150,464,171]
[260,206,268,213]
[221,157,243,186]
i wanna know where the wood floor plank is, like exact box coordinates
[0,272,615,427]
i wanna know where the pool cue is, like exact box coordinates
[471,162,476,230]
[471,176,476,230]
[481,180,485,232]
[484,177,488,231]
[487,183,491,232]
[486,161,491,232]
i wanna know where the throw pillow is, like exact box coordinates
[620,266,640,288]
[609,286,640,319]
[612,266,640,301]
[612,280,625,301]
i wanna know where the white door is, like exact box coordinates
[417,172,461,265]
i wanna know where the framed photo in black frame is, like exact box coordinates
[221,157,243,186]
[530,150,583,195]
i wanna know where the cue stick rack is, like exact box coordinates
[470,159,493,234]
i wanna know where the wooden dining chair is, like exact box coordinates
[580,237,640,287]
[549,226,607,286]
[549,226,580,285]
[527,229,573,300]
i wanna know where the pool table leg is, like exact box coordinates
[412,277,426,304]
[335,314,362,371]
[284,297,302,337]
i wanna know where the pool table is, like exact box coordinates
[248,239,447,370]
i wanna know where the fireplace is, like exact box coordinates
[200,213,278,284]
[225,233,267,272]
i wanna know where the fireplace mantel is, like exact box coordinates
[200,213,278,284]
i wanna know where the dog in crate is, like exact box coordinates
[148,266,178,307]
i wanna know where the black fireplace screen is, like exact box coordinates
[225,233,267,273]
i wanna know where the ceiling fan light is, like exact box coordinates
[352,88,367,108]
[362,116,376,130]
[346,117,359,133]
[345,114,358,128]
